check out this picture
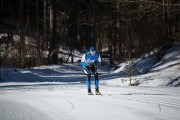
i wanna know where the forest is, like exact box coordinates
[0,0,180,68]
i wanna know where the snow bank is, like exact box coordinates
[104,43,180,87]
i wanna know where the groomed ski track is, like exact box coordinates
[0,84,180,120]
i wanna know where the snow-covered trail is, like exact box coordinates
[0,66,119,83]
[0,84,180,120]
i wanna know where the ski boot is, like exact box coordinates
[88,89,93,95]
[95,88,101,95]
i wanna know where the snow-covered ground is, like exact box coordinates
[0,43,180,120]
[108,43,180,87]
[1,85,180,120]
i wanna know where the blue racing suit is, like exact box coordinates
[81,51,102,90]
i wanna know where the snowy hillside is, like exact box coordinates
[106,43,180,87]
[0,43,180,120]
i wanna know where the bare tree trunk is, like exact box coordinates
[77,0,81,49]
[116,1,122,62]
[108,23,114,65]
[92,0,97,47]
[98,20,102,53]
[19,0,25,68]
[36,0,39,40]
[44,0,48,50]
[167,0,172,38]
[163,0,169,41]
[49,1,54,42]
[49,0,58,64]
[113,28,117,55]
[175,16,178,35]
[162,0,165,41]
[36,0,41,66]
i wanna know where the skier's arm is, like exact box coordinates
[80,54,87,68]
[94,53,102,66]
[97,54,102,66]
[97,54,102,63]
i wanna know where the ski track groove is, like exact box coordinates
[66,99,75,111]
[126,87,180,97]
[103,95,180,109]
[40,100,76,120]
[90,95,169,120]
[41,100,65,113]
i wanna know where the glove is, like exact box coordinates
[81,62,93,68]
[87,62,93,67]
[94,60,102,67]
[97,62,102,66]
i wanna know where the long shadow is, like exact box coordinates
[150,58,180,73]
[0,81,87,89]
[1,66,118,82]
[29,69,83,75]
[0,68,86,83]
[0,66,120,90]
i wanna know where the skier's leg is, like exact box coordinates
[86,74,93,95]
[86,73,91,90]
[94,72,99,89]
[90,66,101,95]
[92,66,99,89]
[83,67,92,94]
[93,67,101,95]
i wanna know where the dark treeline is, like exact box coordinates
[0,0,180,68]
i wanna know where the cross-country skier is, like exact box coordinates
[81,47,102,95]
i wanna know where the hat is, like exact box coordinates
[90,47,96,52]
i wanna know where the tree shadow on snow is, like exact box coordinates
[0,68,86,83]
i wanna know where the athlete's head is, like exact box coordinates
[90,47,96,56]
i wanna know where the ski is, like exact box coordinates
[88,93,94,95]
